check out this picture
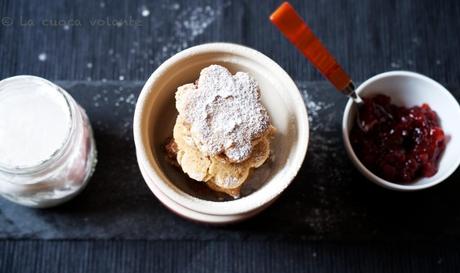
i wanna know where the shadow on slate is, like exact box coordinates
[0,81,459,241]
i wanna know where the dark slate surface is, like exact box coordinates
[0,81,459,242]
[0,240,459,273]
[1,0,460,85]
[1,0,460,272]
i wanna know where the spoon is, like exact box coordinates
[270,2,388,132]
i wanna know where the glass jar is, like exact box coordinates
[0,76,97,208]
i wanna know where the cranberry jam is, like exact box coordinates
[350,94,446,183]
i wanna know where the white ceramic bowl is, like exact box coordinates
[343,71,460,191]
[133,43,309,223]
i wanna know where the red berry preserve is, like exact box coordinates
[350,94,446,183]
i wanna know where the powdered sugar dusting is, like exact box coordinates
[155,5,226,63]
[176,65,270,162]
[300,86,334,132]
[216,176,239,188]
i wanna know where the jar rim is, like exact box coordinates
[0,75,76,178]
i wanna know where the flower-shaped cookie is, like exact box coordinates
[176,65,271,163]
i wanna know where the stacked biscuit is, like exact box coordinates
[166,65,275,198]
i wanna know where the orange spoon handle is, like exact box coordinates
[270,2,352,92]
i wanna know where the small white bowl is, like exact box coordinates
[343,71,460,191]
[133,43,309,223]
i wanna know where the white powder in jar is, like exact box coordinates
[0,77,71,169]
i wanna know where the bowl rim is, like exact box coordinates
[342,70,460,191]
[136,155,264,224]
[134,42,309,215]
